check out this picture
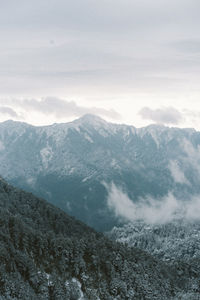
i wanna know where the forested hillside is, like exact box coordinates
[0,177,199,299]
[108,220,200,261]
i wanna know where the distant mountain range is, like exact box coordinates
[1,114,200,230]
[1,177,194,300]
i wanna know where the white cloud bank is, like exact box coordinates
[0,106,22,119]
[106,182,200,224]
[0,97,121,125]
[16,97,121,120]
[139,107,183,125]
[182,138,200,176]
[168,160,189,185]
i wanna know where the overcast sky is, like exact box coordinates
[0,0,200,128]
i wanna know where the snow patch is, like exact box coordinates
[72,278,84,300]
[82,175,92,182]
[0,140,5,151]
[40,145,53,169]
[110,159,121,170]
[65,278,84,300]
[69,167,75,174]
[84,133,93,143]
[26,177,36,186]
[45,273,53,286]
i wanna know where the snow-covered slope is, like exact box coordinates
[108,219,200,261]
[1,115,200,230]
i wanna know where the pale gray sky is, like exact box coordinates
[0,0,200,128]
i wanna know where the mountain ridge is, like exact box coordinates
[1,114,197,131]
[1,114,200,230]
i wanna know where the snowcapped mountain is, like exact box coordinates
[1,114,200,230]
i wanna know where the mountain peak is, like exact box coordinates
[1,119,32,128]
[75,114,108,127]
[79,114,107,123]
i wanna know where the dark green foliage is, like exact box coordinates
[0,178,198,299]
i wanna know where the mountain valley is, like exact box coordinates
[1,115,200,230]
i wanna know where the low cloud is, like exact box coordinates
[139,106,183,125]
[167,138,200,185]
[0,106,21,119]
[106,182,200,224]
[169,160,189,185]
[1,97,121,121]
[182,138,200,176]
